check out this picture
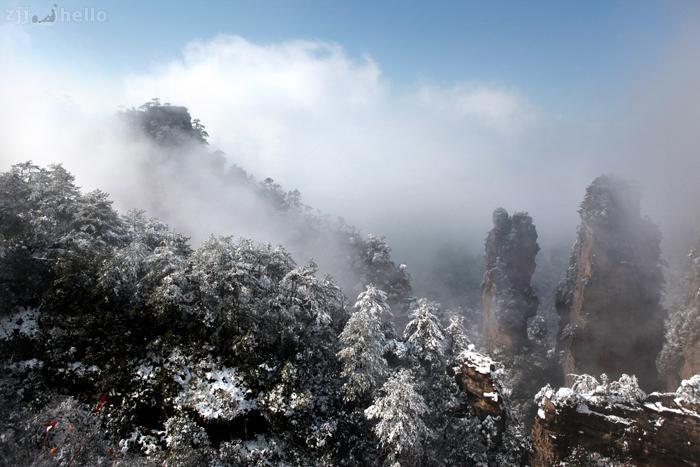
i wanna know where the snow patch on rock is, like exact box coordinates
[459,344,497,375]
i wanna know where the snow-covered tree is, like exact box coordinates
[0,163,85,313]
[337,285,390,402]
[348,234,412,321]
[98,210,191,317]
[188,236,295,333]
[278,261,343,332]
[0,146,539,464]
[403,298,445,369]
[71,190,127,244]
[444,314,470,362]
[365,369,429,465]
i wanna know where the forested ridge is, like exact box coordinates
[0,103,525,465]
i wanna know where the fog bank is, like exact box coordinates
[1,22,699,291]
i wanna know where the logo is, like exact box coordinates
[5,4,108,25]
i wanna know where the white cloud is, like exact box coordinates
[3,30,697,272]
[121,35,557,242]
[416,84,532,129]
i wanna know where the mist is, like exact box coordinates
[1,17,699,299]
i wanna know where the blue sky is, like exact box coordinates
[2,0,698,112]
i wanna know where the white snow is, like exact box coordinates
[534,374,649,426]
[534,385,554,404]
[604,414,633,425]
[174,365,257,421]
[556,387,574,400]
[67,361,99,376]
[644,401,700,419]
[537,373,645,409]
[135,363,155,380]
[460,344,496,375]
[0,307,39,340]
[119,429,161,456]
[4,358,43,372]
[675,375,700,404]
[575,402,632,425]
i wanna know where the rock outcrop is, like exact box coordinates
[675,243,700,382]
[452,347,530,465]
[456,346,507,425]
[531,373,700,466]
[481,208,539,354]
[659,236,700,389]
[556,176,665,390]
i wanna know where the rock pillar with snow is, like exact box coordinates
[481,208,539,355]
[660,235,700,389]
[555,175,665,390]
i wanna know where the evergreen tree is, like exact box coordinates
[337,285,390,402]
[365,369,429,465]
[444,314,470,364]
[403,298,445,369]
[99,210,191,317]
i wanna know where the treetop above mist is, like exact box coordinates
[123,98,209,146]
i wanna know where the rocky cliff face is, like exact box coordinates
[531,373,700,466]
[456,346,507,425]
[659,237,700,389]
[679,277,700,380]
[457,349,700,466]
[454,346,529,464]
[481,208,539,354]
[556,176,665,390]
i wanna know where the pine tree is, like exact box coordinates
[444,315,470,363]
[403,298,445,368]
[364,369,429,465]
[99,211,192,317]
[337,285,390,402]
